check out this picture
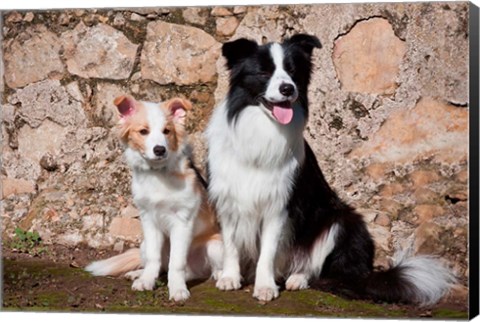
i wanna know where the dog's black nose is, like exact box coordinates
[153,145,166,157]
[279,83,295,97]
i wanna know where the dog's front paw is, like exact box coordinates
[253,285,279,302]
[131,277,156,291]
[216,276,241,291]
[285,274,309,291]
[169,288,191,302]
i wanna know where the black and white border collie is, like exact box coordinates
[206,34,455,304]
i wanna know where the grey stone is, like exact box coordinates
[94,82,125,127]
[61,22,138,80]
[216,16,240,36]
[141,21,221,85]
[4,25,65,88]
[182,7,207,25]
[13,79,86,128]
[333,18,407,95]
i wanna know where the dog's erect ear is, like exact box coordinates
[286,34,322,57]
[114,95,137,119]
[222,38,259,70]
[165,98,192,124]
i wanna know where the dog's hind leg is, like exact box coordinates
[183,233,223,281]
[286,224,339,291]
[285,273,310,290]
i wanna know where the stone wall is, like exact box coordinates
[1,3,469,284]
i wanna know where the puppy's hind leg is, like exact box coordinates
[125,269,144,281]
[206,234,224,280]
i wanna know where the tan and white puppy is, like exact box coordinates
[86,95,223,302]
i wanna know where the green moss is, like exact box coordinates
[201,298,245,313]
[2,306,73,313]
[432,308,468,319]
[36,292,69,307]
[2,259,468,318]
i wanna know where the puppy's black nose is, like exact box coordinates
[279,83,295,97]
[153,145,166,157]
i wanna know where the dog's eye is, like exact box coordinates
[163,128,170,135]
[139,129,149,136]
[285,66,295,75]
[259,71,272,78]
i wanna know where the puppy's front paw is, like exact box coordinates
[253,285,279,302]
[125,269,144,281]
[216,276,241,291]
[285,274,309,291]
[211,270,222,281]
[169,288,191,302]
[131,277,155,291]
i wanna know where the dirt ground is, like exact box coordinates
[1,244,469,318]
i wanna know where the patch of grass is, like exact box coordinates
[36,292,69,307]
[432,308,468,319]
[10,228,47,256]
[201,297,245,313]
[2,258,468,318]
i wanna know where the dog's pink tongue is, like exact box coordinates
[272,105,293,125]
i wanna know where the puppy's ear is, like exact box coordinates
[114,95,137,121]
[286,34,322,58]
[165,98,192,125]
[222,38,259,70]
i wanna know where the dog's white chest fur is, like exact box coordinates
[207,101,305,258]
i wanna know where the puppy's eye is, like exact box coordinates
[259,71,272,78]
[139,129,149,136]
[163,128,170,135]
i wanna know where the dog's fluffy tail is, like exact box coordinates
[85,248,142,277]
[364,254,456,306]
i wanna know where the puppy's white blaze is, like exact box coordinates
[265,43,297,102]
[394,255,456,306]
[144,102,168,160]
